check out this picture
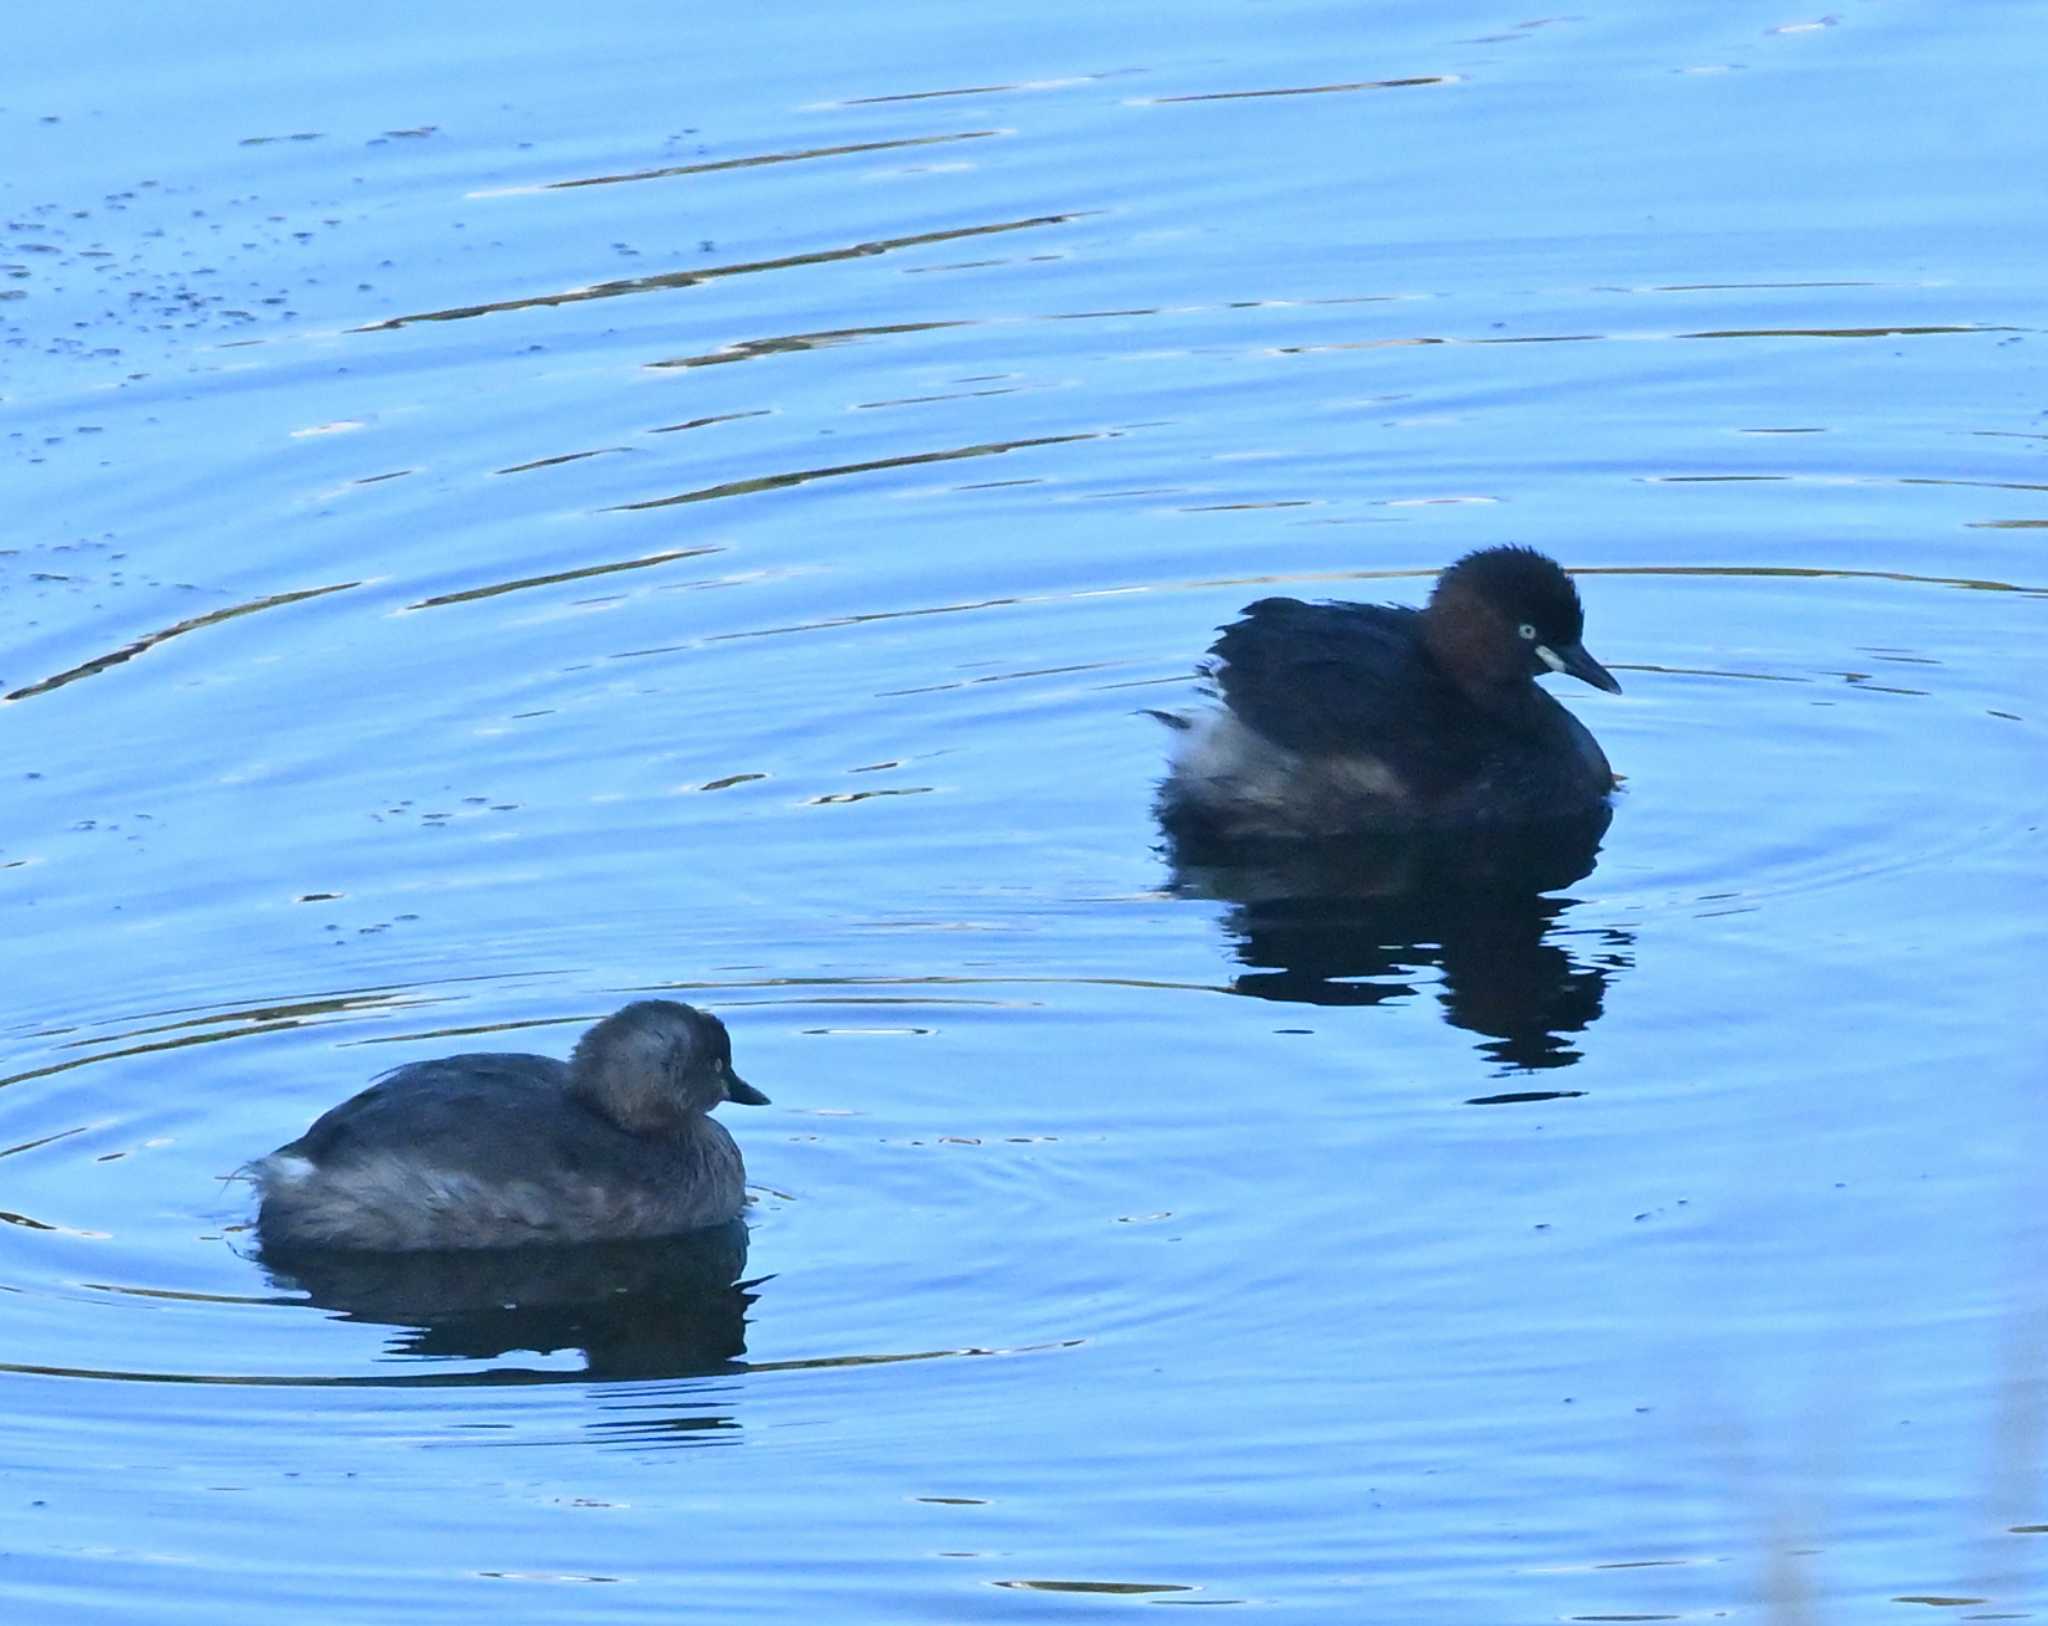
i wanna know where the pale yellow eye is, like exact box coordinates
[1517,622,1537,640]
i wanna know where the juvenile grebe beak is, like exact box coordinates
[1537,640,1622,695]
[723,1067,770,1106]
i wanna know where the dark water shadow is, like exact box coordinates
[257,1219,757,1380]
[1163,810,1634,1075]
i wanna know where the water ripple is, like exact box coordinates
[355,213,1087,331]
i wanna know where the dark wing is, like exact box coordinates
[281,1053,642,1184]
[1210,599,1484,789]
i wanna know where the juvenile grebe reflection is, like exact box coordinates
[258,1220,756,1378]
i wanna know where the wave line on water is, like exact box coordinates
[2,581,360,704]
[0,1337,1085,1391]
[667,560,2043,663]
[0,1020,322,1090]
[353,212,1088,331]
[0,977,578,1089]
[469,129,1003,196]
[1145,74,1457,102]
[1272,323,2018,357]
[403,546,722,610]
[605,432,1098,512]
[648,320,972,370]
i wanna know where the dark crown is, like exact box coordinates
[1431,546,1585,642]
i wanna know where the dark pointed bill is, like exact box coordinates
[724,1070,771,1105]
[1538,640,1622,695]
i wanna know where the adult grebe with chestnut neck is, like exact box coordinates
[1155,546,1622,844]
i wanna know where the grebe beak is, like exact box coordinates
[1538,640,1622,695]
[723,1068,771,1106]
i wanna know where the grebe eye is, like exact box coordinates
[1517,622,1537,640]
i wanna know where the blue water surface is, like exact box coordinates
[4,2,2046,1620]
